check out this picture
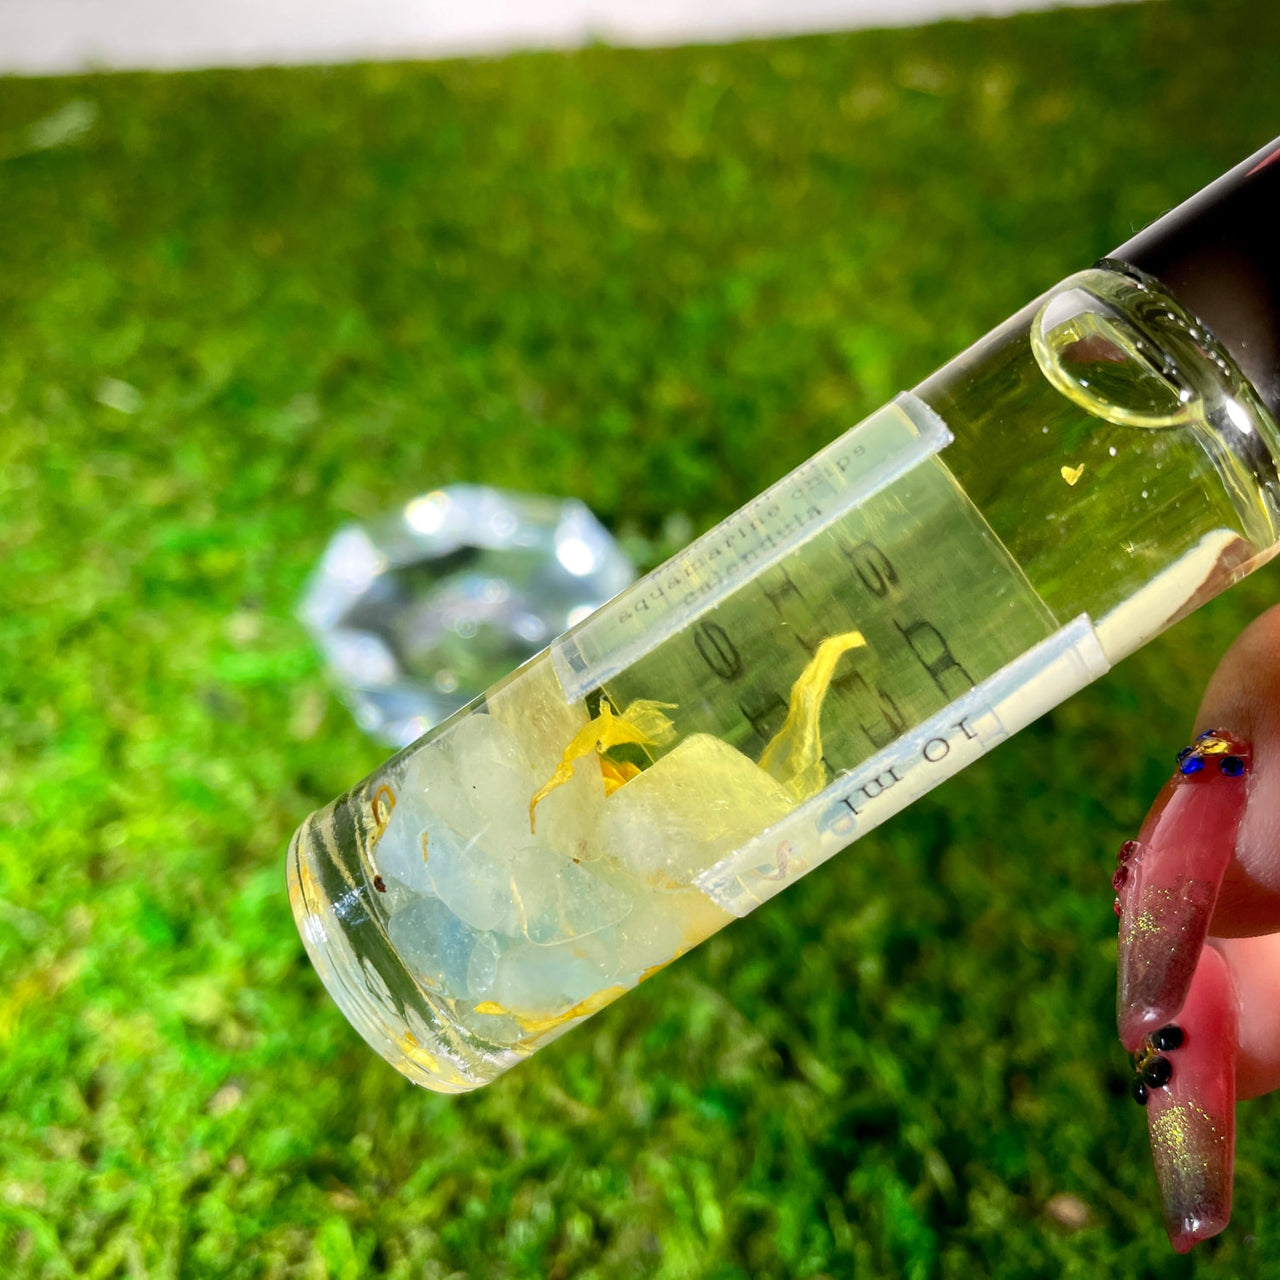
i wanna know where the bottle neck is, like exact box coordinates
[1110,138,1280,421]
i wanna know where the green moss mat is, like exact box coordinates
[4,1,1280,1273]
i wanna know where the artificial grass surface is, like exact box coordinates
[4,0,1280,1274]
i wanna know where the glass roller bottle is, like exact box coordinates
[289,138,1280,1092]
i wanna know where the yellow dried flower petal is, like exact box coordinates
[470,987,629,1036]
[618,699,678,747]
[600,757,642,796]
[759,630,867,801]
[529,698,678,831]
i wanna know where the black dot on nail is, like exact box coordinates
[1132,1079,1149,1105]
[1142,1056,1173,1089]
[1219,755,1245,777]
[1152,1025,1184,1052]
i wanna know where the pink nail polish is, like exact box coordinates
[1115,731,1250,1052]
[1132,945,1238,1254]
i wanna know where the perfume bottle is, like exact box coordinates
[289,137,1280,1093]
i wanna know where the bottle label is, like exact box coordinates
[695,615,1110,916]
[552,394,955,703]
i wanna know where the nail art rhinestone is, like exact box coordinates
[1132,1079,1149,1105]
[1176,746,1195,763]
[1118,839,1139,864]
[1219,755,1244,777]
[1152,1025,1185,1052]
[1179,755,1205,776]
[1142,1055,1173,1089]
[1112,865,1129,891]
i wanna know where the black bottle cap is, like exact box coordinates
[1110,136,1280,420]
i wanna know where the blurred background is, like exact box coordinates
[2,0,1134,73]
[3,0,1280,1276]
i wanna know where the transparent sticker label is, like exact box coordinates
[552,393,953,704]
[695,615,1110,917]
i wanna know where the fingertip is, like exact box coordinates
[1217,933,1280,1099]
[1138,944,1237,1254]
[1191,605,1280,931]
[1196,602,1280,746]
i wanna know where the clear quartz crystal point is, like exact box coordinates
[298,485,635,746]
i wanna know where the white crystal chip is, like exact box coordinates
[598,732,795,885]
[366,660,788,1039]
[492,935,620,1018]
[371,680,638,1008]
[388,896,493,996]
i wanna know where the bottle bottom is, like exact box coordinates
[288,820,519,1092]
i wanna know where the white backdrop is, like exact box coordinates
[0,0,1141,75]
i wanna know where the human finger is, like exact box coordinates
[1112,603,1280,1250]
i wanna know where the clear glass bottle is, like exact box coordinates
[289,139,1280,1092]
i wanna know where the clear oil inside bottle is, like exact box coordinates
[923,264,1280,655]
[289,264,1280,1091]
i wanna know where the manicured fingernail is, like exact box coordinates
[1114,730,1250,1052]
[1130,945,1237,1254]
